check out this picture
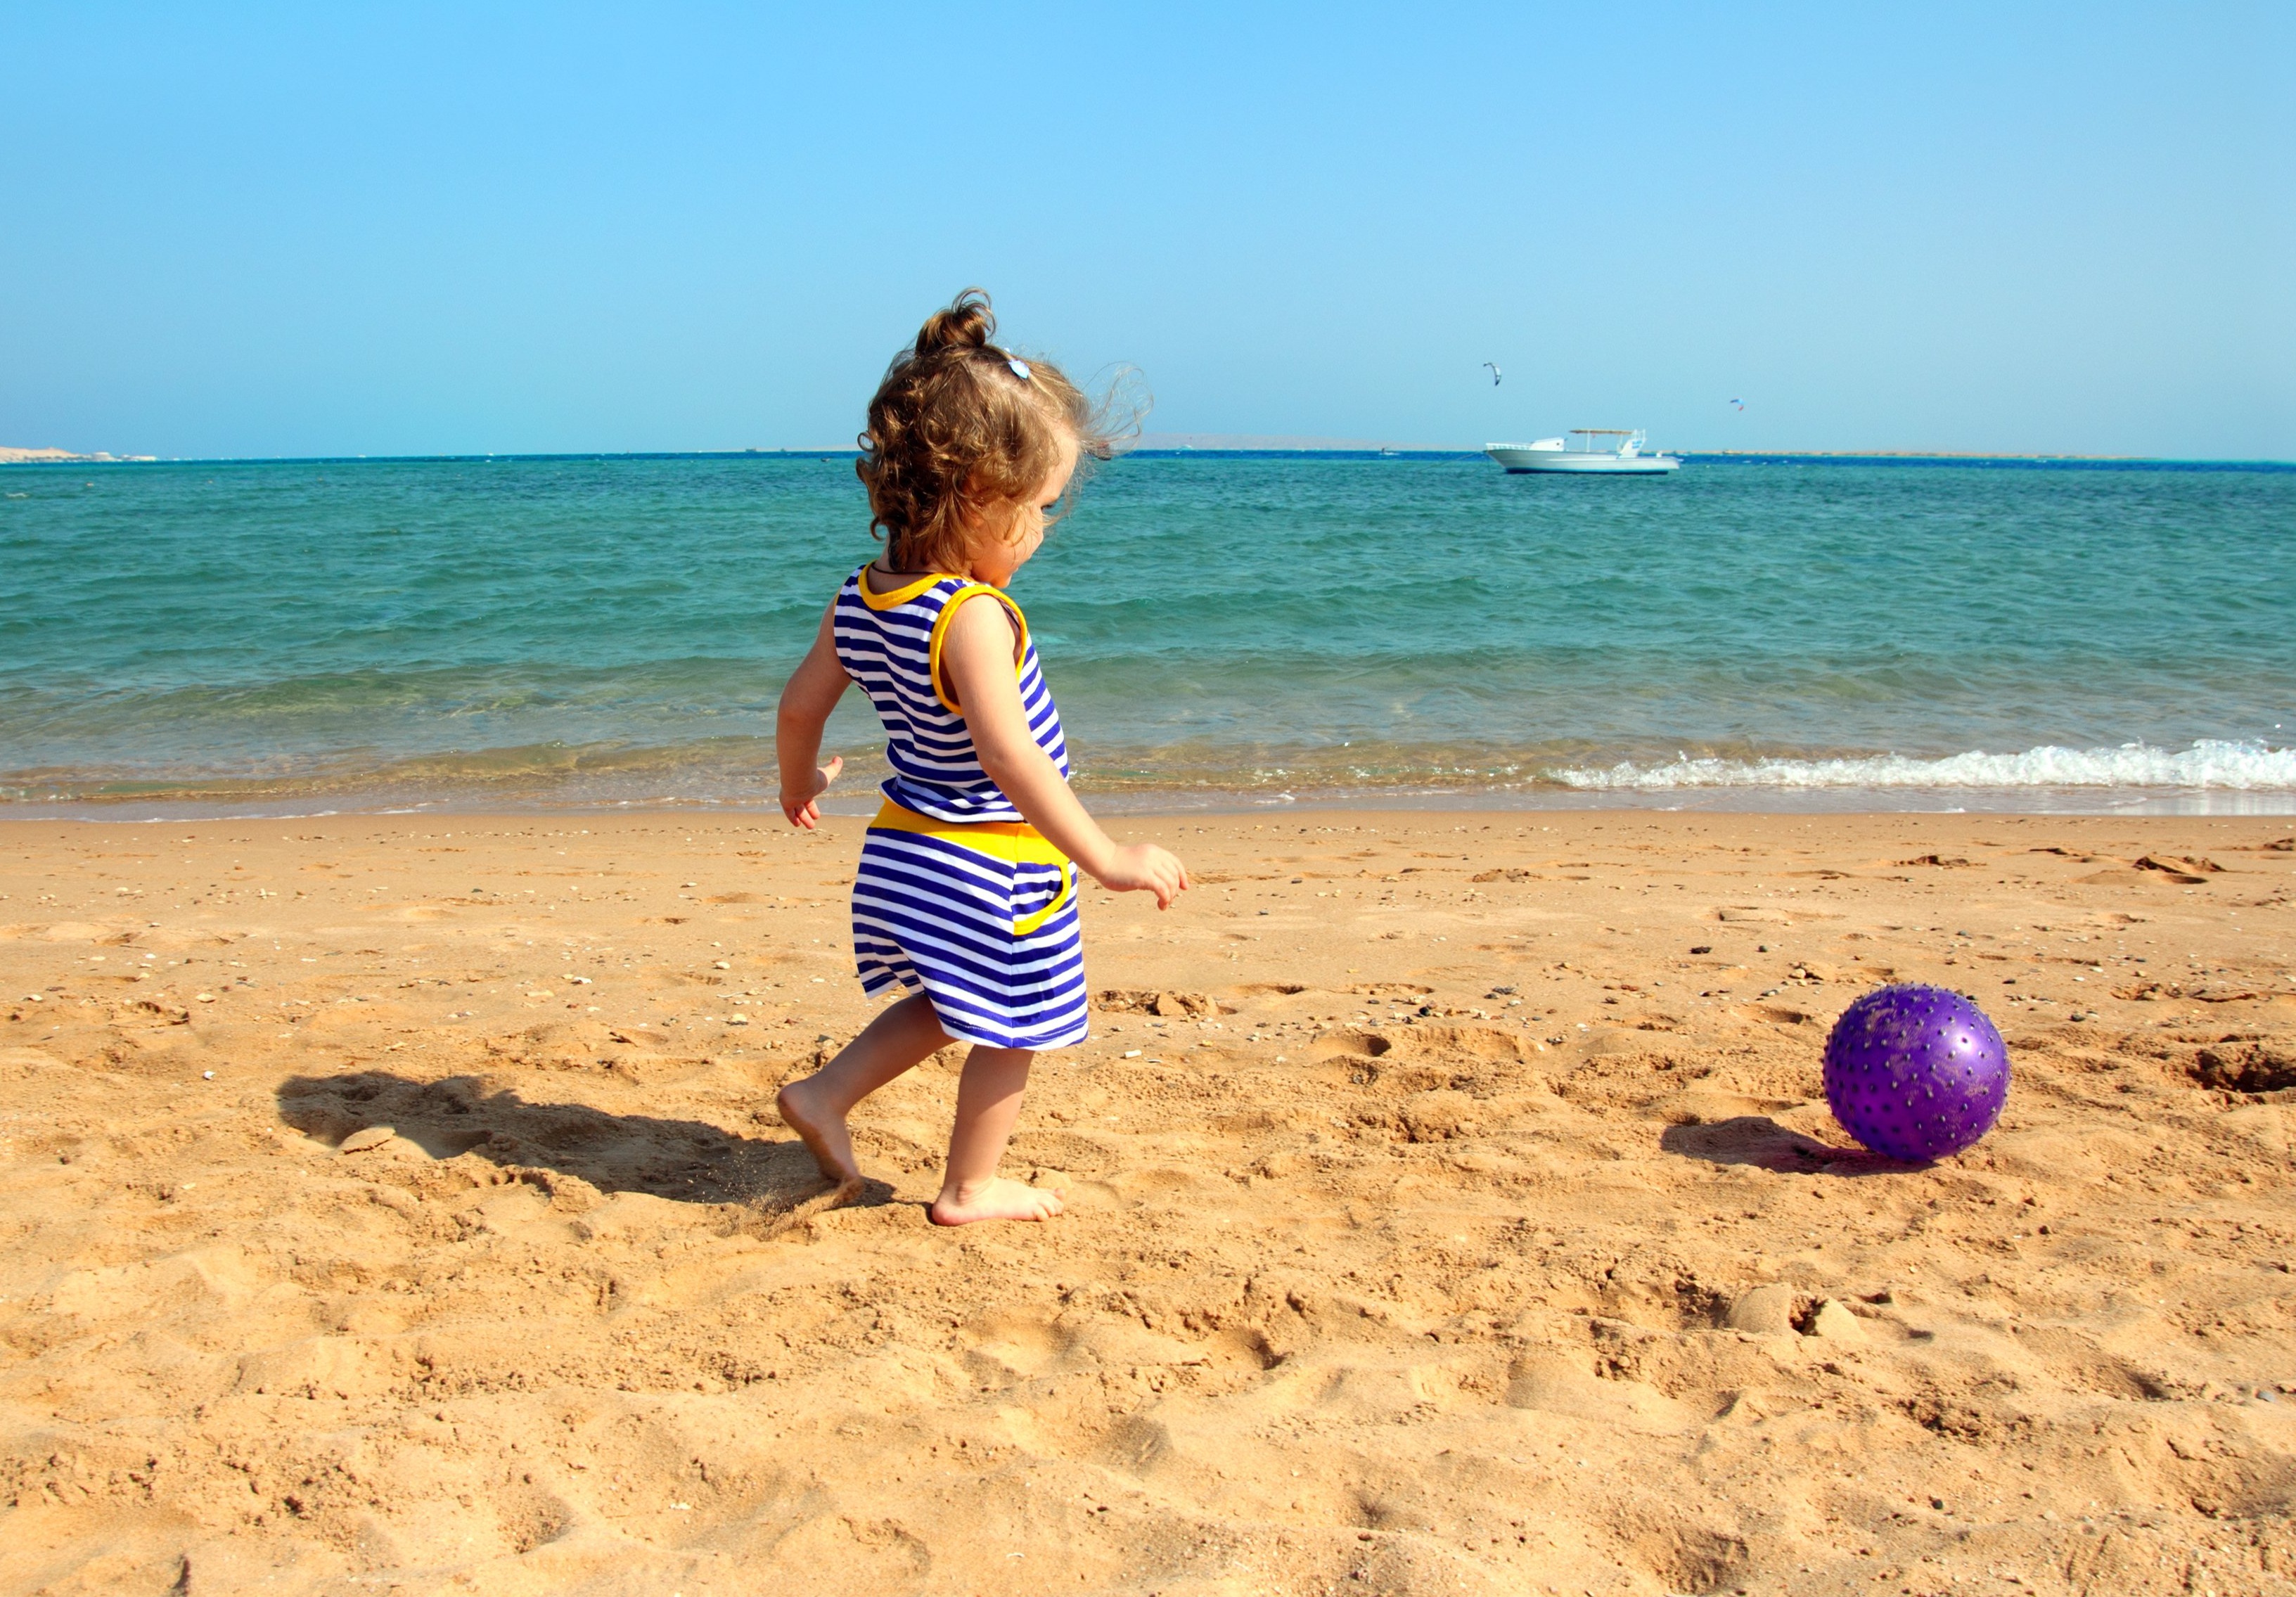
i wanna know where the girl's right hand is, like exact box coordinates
[1090,842,1190,909]
[781,755,843,830]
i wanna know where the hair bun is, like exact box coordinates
[915,288,996,357]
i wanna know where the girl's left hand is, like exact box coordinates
[781,755,843,830]
[1089,841,1191,909]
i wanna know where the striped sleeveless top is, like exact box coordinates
[832,565,1071,823]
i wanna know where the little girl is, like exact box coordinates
[773,290,1188,1226]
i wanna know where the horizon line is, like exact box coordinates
[6,444,2293,468]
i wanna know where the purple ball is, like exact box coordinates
[1822,984,2008,1162]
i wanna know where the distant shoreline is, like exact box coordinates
[0,446,158,464]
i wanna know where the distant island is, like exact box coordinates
[0,445,158,464]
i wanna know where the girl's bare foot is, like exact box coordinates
[928,1176,1065,1226]
[776,1078,860,1188]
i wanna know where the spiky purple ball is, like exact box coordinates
[1822,984,2008,1162]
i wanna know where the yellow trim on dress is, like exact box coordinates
[868,797,1075,937]
[925,584,1030,717]
[854,565,952,611]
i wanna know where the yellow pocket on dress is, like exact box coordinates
[869,799,1075,937]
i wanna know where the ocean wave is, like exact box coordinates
[7,736,2293,816]
[1552,740,2296,791]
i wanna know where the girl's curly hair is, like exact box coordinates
[856,289,1126,572]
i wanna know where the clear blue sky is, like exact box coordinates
[5,2,2288,460]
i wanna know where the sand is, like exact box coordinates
[0,808,2290,1596]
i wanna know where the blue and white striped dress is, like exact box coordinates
[833,565,1089,1051]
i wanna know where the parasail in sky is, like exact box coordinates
[1483,362,1502,386]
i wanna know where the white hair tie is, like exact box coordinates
[1007,359,1032,380]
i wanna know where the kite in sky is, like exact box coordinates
[1483,362,1501,386]
[1729,397,1745,410]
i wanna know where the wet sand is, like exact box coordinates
[1,809,2290,1595]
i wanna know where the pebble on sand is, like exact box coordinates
[1726,1284,1797,1335]
[1811,1299,1868,1342]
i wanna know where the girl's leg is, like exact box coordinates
[928,1045,1065,1226]
[776,992,949,1188]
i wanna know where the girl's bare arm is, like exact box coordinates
[776,598,849,829]
[940,596,1188,909]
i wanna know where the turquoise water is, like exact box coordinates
[2,453,2292,815]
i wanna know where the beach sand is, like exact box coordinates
[1,809,2290,1595]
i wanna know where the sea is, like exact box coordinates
[3,451,2292,819]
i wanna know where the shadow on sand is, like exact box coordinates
[275,1070,882,1219]
[1660,1115,1925,1176]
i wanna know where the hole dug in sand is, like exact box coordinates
[2187,1039,2296,1095]
[1094,987,1222,1018]
[1315,1021,1528,1068]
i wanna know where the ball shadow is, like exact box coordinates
[1659,1115,1927,1176]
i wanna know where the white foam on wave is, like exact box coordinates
[1553,739,2296,792]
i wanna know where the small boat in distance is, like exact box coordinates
[1486,430,1681,474]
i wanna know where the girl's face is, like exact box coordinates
[967,431,1078,589]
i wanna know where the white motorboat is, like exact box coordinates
[1486,429,1681,474]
